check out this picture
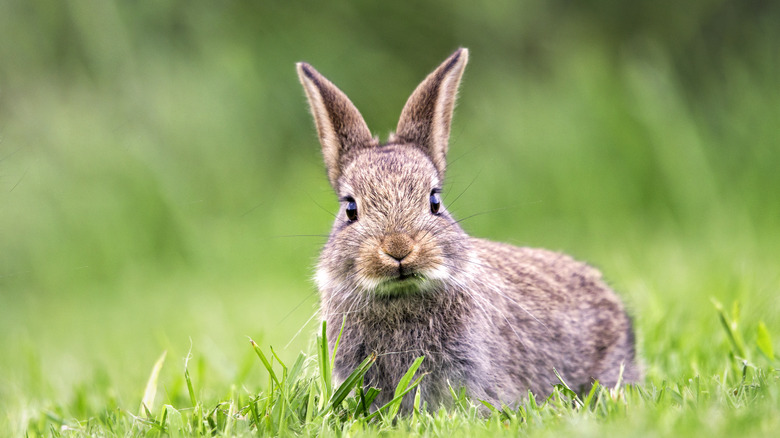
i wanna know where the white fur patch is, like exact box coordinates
[314,267,333,291]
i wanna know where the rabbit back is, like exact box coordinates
[468,239,640,397]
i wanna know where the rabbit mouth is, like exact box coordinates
[397,270,424,282]
[373,272,427,295]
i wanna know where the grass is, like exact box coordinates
[20,313,780,437]
[2,1,780,436]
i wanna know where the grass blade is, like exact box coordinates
[139,351,167,417]
[552,368,583,407]
[270,346,288,380]
[386,356,425,419]
[224,385,237,435]
[582,381,601,409]
[184,362,197,409]
[479,399,500,413]
[250,338,280,387]
[329,352,377,410]
[331,315,347,366]
[365,374,425,422]
[757,321,775,360]
[304,383,317,425]
[288,352,307,384]
[318,321,332,402]
[712,298,747,358]
[354,387,381,418]
[163,405,184,438]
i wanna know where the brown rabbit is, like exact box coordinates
[296,48,640,411]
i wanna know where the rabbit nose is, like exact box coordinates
[382,234,414,261]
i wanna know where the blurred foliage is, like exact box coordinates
[1,0,779,289]
[1,0,779,433]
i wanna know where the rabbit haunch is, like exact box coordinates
[297,48,640,411]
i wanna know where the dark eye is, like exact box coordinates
[430,191,441,214]
[345,197,358,222]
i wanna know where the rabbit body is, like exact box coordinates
[297,49,639,410]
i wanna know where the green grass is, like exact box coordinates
[2,1,780,436]
[19,315,780,437]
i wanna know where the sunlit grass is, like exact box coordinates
[19,312,780,437]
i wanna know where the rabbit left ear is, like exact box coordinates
[393,48,469,177]
[297,62,376,189]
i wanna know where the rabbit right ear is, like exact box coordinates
[297,63,375,189]
[393,48,468,177]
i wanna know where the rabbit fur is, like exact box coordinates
[296,48,640,411]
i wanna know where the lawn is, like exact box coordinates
[1,1,779,436]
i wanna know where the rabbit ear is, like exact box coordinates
[297,62,375,188]
[394,48,468,176]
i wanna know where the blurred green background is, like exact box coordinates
[1,0,779,431]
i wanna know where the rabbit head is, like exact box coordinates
[297,49,472,299]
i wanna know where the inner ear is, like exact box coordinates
[393,48,469,177]
[297,62,376,189]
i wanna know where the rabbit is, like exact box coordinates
[296,48,640,411]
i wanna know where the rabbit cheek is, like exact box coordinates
[414,241,450,281]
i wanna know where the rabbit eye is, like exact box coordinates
[430,191,441,214]
[344,198,358,222]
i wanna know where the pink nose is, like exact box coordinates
[382,234,414,261]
